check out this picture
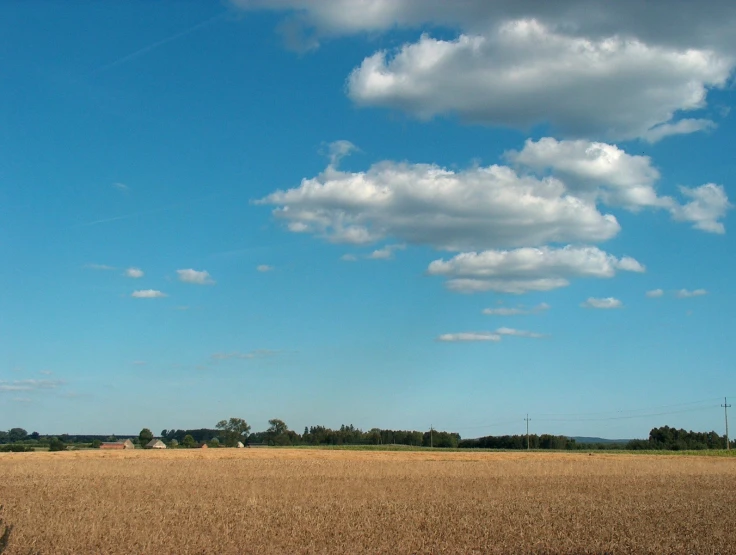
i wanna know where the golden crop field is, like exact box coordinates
[1,449,735,554]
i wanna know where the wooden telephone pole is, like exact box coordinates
[723,398,731,450]
[524,414,531,450]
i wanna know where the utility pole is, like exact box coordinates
[430,424,433,448]
[723,398,731,450]
[524,414,531,450]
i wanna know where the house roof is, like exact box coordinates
[146,439,166,448]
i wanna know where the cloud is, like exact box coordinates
[177,269,216,285]
[39,369,53,375]
[341,254,358,262]
[0,379,64,392]
[675,289,708,298]
[125,267,144,278]
[260,142,729,260]
[257,265,275,272]
[347,22,731,140]
[237,2,734,140]
[508,138,730,232]
[437,332,501,342]
[260,160,620,251]
[482,303,550,316]
[131,289,167,298]
[113,182,129,192]
[211,350,278,360]
[495,327,546,338]
[11,397,32,403]
[323,139,358,166]
[85,263,116,271]
[428,246,644,294]
[132,361,147,366]
[581,297,623,309]
[669,184,731,234]
[368,243,406,260]
[508,138,665,210]
[231,1,736,49]
[642,119,717,143]
[646,289,664,298]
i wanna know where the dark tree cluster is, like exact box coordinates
[459,434,577,450]
[627,426,732,450]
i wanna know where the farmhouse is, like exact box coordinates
[236,441,244,448]
[200,443,208,449]
[145,439,166,449]
[100,439,134,450]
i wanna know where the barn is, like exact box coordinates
[145,439,166,449]
[100,439,134,450]
[200,443,208,449]
[236,441,244,448]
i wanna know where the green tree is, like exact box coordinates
[48,437,65,452]
[8,428,28,442]
[91,439,101,449]
[169,439,179,448]
[182,435,196,448]
[139,428,154,446]
[208,438,220,448]
[215,418,251,447]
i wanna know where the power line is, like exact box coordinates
[534,397,725,419]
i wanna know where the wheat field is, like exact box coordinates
[0,449,734,554]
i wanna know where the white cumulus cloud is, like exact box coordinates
[483,303,550,316]
[260,160,620,251]
[368,243,406,260]
[495,327,546,338]
[125,267,144,278]
[646,289,664,298]
[427,246,644,294]
[581,297,623,309]
[257,265,275,272]
[669,184,731,234]
[347,22,731,141]
[177,269,216,285]
[131,289,167,298]
[437,332,501,342]
[676,289,708,298]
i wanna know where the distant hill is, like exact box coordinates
[570,437,634,444]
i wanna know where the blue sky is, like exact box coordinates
[2,1,735,439]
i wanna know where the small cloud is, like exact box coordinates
[11,397,32,403]
[177,269,215,285]
[437,332,501,342]
[113,182,129,192]
[39,370,53,376]
[131,289,167,298]
[211,350,278,361]
[125,267,144,278]
[322,140,359,167]
[85,263,116,271]
[257,265,274,272]
[581,297,623,309]
[0,379,64,392]
[132,361,147,366]
[646,289,664,298]
[495,327,546,338]
[483,303,550,316]
[676,289,708,298]
[368,244,406,260]
[341,254,358,262]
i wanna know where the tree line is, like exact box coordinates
[1,423,732,451]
